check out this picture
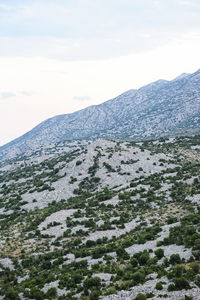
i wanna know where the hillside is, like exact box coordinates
[1,69,200,162]
[0,135,200,299]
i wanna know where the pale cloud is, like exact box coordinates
[0,34,175,60]
[20,91,32,96]
[73,96,91,102]
[0,91,32,100]
[1,92,16,99]
[0,2,71,25]
[0,0,200,60]
[176,0,200,9]
[0,4,14,11]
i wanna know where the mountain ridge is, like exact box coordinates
[1,69,200,161]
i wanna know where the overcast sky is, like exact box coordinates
[0,0,200,146]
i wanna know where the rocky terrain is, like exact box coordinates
[0,135,200,299]
[1,69,200,162]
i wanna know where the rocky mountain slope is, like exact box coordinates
[0,135,200,299]
[1,69,200,162]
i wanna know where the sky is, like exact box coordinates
[0,0,200,146]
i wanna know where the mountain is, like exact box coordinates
[1,69,200,161]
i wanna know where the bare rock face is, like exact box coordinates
[1,69,200,161]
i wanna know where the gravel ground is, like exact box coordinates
[38,209,76,238]
[101,277,199,300]
[42,280,66,296]
[84,217,140,242]
[0,258,15,270]
[126,222,192,260]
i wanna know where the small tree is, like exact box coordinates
[169,253,181,265]
[154,248,164,259]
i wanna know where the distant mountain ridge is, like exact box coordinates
[0,69,200,161]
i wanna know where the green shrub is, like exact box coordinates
[168,283,175,291]
[167,216,178,224]
[173,265,184,277]
[76,160,82,166]
[174,277,190,290]
[4,288,20,300]
[169,254,181,265]
[116,246,130,260]
[134,293,147,300]
[138,252,149,265]
[195,275,200,287]
[46,287,57,299]
[190,262,199,274]
[130,257,138,267]
[132,271,145,284]
[83,277,101,290]
[89,289,100,300]
[154,248,164,259]
[155,282,163,290]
